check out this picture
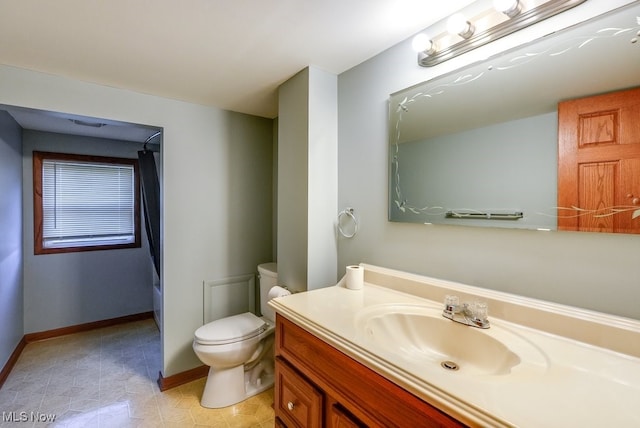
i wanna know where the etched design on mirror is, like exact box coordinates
[389,5,640,232]
[391,73,486,218]
[555,204,640,221]
[496,25,639,71]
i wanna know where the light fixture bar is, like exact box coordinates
[418,0,587,67]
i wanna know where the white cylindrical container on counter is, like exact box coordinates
[345,265,364,290]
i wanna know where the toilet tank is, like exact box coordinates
[258,263,278,320]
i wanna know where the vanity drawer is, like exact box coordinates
[275,356,323,428]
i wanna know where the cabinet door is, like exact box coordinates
[276,357,323,428]
[329,403,367,428]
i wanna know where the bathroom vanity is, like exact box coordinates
[274,314,461,427]
[269,264,640,427]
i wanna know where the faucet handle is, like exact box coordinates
[473,301,488,323]
[444,295,460,313]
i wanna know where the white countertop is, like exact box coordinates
[269,265,640,427]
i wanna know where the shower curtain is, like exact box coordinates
[138,149,160,277]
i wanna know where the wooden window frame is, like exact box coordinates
[33,151,141,255]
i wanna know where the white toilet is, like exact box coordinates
[193,263,278,408]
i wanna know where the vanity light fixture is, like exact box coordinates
[411,33,437,56]
[447,13,475,39]
[413,0,587,67]
[493,0,522,18]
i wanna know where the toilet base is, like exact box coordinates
[245,369,274,400]
[200,364,275,409]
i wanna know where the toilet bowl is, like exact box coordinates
[193,263,279,408]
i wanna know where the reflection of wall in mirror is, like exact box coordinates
[391,111,557,230]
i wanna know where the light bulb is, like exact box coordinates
[493,0,521,18]
[447,13,474,39]
[411,33,436,55]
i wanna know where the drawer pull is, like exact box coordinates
[287,401,295,411]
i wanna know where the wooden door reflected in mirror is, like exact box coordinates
[558,86,640,234]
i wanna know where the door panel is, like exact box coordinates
[578,161,616,232]
[558,87,640,233]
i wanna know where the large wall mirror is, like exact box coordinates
[389,2,640,233]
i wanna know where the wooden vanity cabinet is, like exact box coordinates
[274,314,465,428]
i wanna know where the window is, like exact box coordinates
[33,151,141,254]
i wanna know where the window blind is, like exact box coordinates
[41,159,136,248]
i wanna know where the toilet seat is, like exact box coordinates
[194,312,269,345]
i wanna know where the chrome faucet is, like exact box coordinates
[442,295,490,329]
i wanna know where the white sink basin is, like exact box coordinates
[355,304,547,377]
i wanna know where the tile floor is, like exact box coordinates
[0,319,275,427]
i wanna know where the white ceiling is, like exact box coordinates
[0,0,475,120]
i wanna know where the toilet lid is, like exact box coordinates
[194,312,269,345]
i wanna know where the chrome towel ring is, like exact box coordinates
[338,207,358,238]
